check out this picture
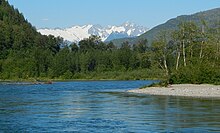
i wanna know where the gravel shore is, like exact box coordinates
[128,84,220,98]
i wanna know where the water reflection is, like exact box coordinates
[0,81,220,132]
[101,91,220,132]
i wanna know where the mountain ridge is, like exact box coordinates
[38,22,148,43]
[111,8,220,46]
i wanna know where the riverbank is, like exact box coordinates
[0,77,161,83]
[128,84,220,98]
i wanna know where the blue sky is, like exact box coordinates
[8,0,220,29]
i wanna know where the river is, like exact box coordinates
[0,80,220,132]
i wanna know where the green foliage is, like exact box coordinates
[0,0,62,80]
[167,20,220,85]
[0,1,219,84]
[61,70,73,79]
[133,39,148,53]
[140,80,169,89]
[169,63,220,85]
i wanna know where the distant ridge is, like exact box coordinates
[112,8,220,46]
[38,22,148,43]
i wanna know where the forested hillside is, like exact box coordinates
[0,0,63,79]
[112,8,220,46]
[0,0,219,84]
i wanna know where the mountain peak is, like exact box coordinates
[122,21,135,27]
[38,22,148,43]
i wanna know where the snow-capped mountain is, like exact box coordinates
[38,22,148,42]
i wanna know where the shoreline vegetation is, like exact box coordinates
[128,84,220,99]
[0,76,160,84]
[0,69,166,82]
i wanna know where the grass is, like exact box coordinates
[0,69,166,82]
[139,80,169,89]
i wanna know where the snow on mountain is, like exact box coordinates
[38,22,148,42]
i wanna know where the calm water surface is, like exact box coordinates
[0,80,220,132]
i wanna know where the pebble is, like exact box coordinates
[128,84,220,98]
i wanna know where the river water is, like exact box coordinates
[0,80,220,132]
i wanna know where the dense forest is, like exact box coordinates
[0,0,219,84]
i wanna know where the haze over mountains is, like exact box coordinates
[38,22,148,43]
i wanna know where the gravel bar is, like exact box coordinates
[128,84,220,98]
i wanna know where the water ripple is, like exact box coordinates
[0,80,220,132]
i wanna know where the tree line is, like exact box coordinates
[0,0,219,84]
[152,21,220,84]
